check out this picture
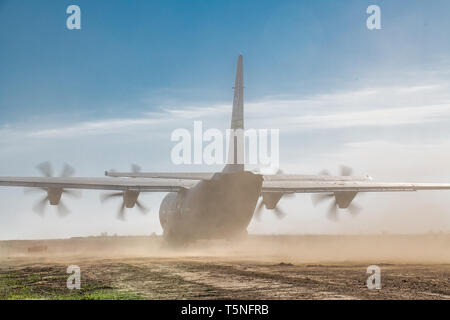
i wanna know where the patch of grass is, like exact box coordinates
[0,266,143,300]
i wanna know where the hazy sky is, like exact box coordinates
[1,0,450,239]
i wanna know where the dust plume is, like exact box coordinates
[1,234,450,264]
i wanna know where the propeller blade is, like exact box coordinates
[100,192,123,203]
[135,200,149,214]
[312,193,334,206]
[37,162,53,177]
[340,166,353,177]
[254,200,264,220]
[63,189,82,198]
[327,200,338,221]
[26,163,80,216]
[314,166,362,220]
[348,203,361,216]
[57,201,71,217]
[131,164,141,173]
[32,196,49,216]
[273,206,287,219]
[117,202,126,221]
[24,187,47,195]
[60,163,75,177]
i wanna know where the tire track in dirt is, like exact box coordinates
[85,260,450,299]
[101,260,358,299]
[2,257,449,299]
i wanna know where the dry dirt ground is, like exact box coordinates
[0,235,449,299]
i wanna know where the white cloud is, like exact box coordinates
[29,117,170,138]
[2,81,448,140]
[286,103,450,129]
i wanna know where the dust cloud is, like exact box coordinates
[1,234,449,264]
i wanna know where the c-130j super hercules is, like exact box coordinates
[2,55,450,245]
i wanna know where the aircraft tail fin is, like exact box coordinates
[223,55,245,173]
[230,54,244,131]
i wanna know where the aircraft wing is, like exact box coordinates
[262,174,371,182]
[261,180,450,193]
[105,171,215,180]
[106,172,371,182]
[0,177,197,192]
[4,175,450,193]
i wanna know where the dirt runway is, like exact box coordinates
[1,235,449,299]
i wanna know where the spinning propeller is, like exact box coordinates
[130,164,141,174]
[255,197,286,220]
[101,164,149,220]
[312,166,362,221]
[25,162,81,217]
[254,169,294,220]
[100,190,149,221]
[107,163,142,176]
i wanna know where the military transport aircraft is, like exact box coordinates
[1,55,450,244]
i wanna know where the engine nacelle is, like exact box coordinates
[261,192,283,209]
[123,190,140,208]
[47,188,63,205]
[334,191,357,208]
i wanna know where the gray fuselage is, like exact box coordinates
[159,171,262,244]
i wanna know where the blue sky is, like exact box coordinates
[2,0,450,122]
[1,0,450,239]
